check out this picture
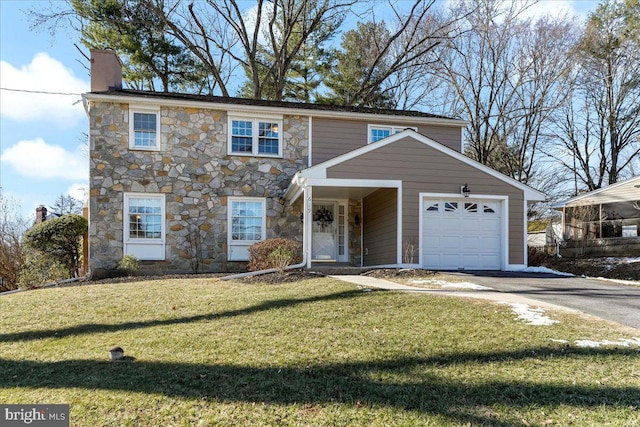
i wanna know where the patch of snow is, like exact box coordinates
[550,339,569,344]
[605,257,640,264]
[575,337,640,348]
[520,266,574,277]
[594,277,640,286]
[441,282,492,290]
[500,302,558,326]
[408,279,492,290]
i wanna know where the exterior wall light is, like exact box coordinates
[461,184,471,198]
[354,213,360,226]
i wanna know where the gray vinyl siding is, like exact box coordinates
[326,137,526,265]
[312,118,463,165]
[363,188,397,266]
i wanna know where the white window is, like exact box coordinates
[227,197,266,261]
[129,105,160,150]
[228,115,282,157]
[123,193,165,260]
[368,125,417,144]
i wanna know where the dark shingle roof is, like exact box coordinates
[91,89,459,121]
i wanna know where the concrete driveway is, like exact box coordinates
[446,272,640,329]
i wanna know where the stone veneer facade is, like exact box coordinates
[89,101,308,277]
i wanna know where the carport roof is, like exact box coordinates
[553,175,640,209]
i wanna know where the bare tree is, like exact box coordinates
[437,0,532,167]
[545,0,640,193]
[434,0,577,189]
[321,1,461,108]
[575,0,640,186]
[140,0,356,99]
[0,190,28,291]
[544,84,608,193]
[504,16,578,185]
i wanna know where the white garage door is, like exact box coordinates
[422,198,502,270]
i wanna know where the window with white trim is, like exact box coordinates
[227,197,266,261]
[368,125,417,144]
[123,193,165,260]
[228,116,282,157]
[129,106,160,150]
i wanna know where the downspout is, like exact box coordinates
[221,184,311,280]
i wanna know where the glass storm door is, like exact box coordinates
[312,202,337,261]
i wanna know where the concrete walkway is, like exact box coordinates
[330,275,581,314]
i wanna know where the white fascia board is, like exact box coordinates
[284,172,303,202]
[84,93,468,128]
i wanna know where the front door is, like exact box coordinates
[311,201,348,262]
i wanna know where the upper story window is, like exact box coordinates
[129,105,160,150]
[368,125,417,144]
[228,115,282,157]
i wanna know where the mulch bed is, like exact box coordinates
[237,269,325,284]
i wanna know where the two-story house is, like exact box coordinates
[86,49,545,278]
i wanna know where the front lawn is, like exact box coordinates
[1,277,639,426]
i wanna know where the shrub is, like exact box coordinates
[17,249,67,288]
[23,214,87,279]
[527,246,551,266]
[118,255,141,276]
[247,238,302,271]
[268,246,295,270]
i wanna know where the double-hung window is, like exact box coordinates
[229,115,282,157]
[227,197,266,261]
[368,125,417,144]
[129,105,160,150]
[123,193,165,260]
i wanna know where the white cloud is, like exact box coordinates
[442,0,595,22]
[1,138,87,181]
[517,0,584,21]
[66,183,89,204]
[0,53,89,127]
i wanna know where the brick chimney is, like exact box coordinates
[35,206,48,224]
[90,49,123,92]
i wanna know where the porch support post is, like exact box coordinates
[305,185,313,269]
[599,203,603,238]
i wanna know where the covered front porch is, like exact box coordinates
[285,174,403,269]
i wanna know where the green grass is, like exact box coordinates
[1,277,639,426]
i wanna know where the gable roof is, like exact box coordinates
[553,175,640,208]
[294,129,546,201]
[84,89,467,127]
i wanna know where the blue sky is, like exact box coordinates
[0,0,600,219]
